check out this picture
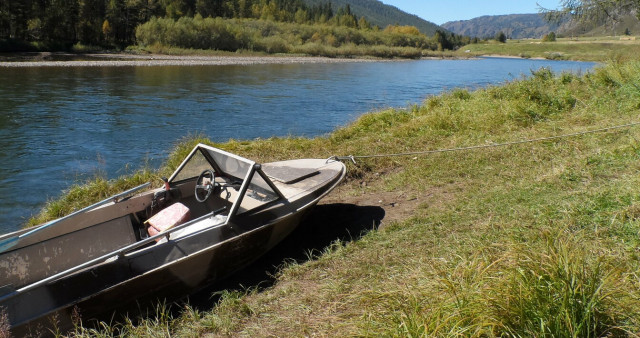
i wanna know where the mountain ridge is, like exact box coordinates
[443,12,640,39]
[301,0,444,35]
[442,13,559,39]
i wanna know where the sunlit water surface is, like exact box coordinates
[0,57,596,232]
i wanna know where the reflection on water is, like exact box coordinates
[0,58,596,232]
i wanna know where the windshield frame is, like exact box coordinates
[167,144,284,220]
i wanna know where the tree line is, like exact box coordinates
[0,0,369,49]
[133,16,468,58]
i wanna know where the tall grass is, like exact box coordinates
[495,232,630,337]
[387,230,638,337]
[361,229,639,337]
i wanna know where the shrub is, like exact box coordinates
[255,35,290,53]
[135,17,444,58]
[542,31,557,42]
[136,17,242,51]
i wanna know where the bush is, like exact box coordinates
[255,35,290,53]
[136,17,242,51]
[542,31,557,42]
[135,17,451,58]
[71,43,103,53]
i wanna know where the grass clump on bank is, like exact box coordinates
[40,59,640,336]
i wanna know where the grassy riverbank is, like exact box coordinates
[3,35,634,64]
[37,58,640,336]
[459,36,640,61]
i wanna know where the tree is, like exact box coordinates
[30,0,79,46]
[309,2,332,23]
[102,19,112,42]
[542,31,556,42]
[105,0,146,47]
[4,0,32,41]
[196,0,227,18]
[129,0,163,24]
[294,8,308,24]
[495,31,506,43]
[542,0,639,33]
[0,0,11,39]
[78,0,107,45]
[433,29,452,50]
[163,0,196,19]
[334,5,357,28]
[358,16,371,30]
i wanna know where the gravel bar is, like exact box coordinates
[0,54,380,67]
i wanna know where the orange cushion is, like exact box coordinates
[147,202,191,238]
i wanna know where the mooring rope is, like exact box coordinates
[328,121,640,164]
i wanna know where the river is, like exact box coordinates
[0,57,596,233]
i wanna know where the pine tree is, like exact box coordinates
[78,0,106,45]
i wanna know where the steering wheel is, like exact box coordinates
[195,169,217,202]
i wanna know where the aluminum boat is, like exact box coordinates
[0,144,345,335]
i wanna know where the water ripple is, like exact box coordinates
[0,58,596,232]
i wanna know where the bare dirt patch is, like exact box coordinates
[319,185,422,227]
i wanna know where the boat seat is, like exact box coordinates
[147,202,191,239]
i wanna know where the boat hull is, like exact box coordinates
[9,200,311,336]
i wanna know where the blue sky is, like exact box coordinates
[380,1,562,25]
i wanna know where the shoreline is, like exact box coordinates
[0,52,485,68]
[0,52,566,68]
[481,54,548,60]
[0,53,383,67]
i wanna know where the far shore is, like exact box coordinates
[0,51,490,68]
[0,51,573,68]
[0,53,388,67]
[481,54,548,60]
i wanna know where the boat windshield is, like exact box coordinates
[168,144,281,215]
[170,145,253,183]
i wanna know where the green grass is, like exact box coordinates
[459,37,640,61]
[37,58,640,336]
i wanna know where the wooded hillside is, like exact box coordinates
[302,0,443,35]
[443,14,560,39]
[443,12,640,39]
[0,0,448,53]
[0,0,373,49]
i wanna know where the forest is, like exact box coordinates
[0,0,469,56]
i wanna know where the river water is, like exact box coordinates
[0,57,596,233]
